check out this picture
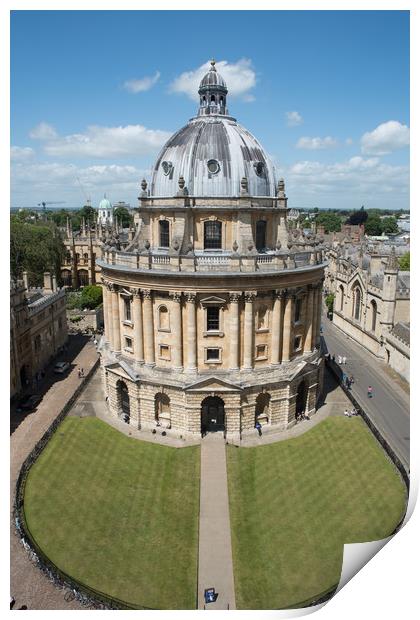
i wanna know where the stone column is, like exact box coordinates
[111,284,121,353]
[170,291,183,370]
[314,284,322,347]
[229,293,240,370]
[243,291,256,369]
[101,280,110,344]
[270,290,283,365]
[142,289,155,366]
[132,289,144,365]
[186,292,197,372]
[281,291,294,362]
[304,286,314,353]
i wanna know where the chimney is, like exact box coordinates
[22,271,29,290]
[43,271,53,293]
[52,274,57,292]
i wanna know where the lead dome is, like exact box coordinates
[150,61,277,198]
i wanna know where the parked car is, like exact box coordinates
[16,394,42,413]
[53,361,70,374]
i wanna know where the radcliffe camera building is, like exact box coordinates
[98,61,326,440]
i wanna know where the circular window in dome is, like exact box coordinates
[254,161,265,176]
[161,161,173,176]
[207,159,220,175]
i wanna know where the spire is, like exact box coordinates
[385,246,399,271]
[198,60,228,117]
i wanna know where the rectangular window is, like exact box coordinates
[159,220,170,248]
[255,344,267,359]
[294,299,302,323]
[159,344,171,360]
[124,336,133,350]
[124,297,132,322]
[294,336,302,351]
[206,307,220,331]
[206,348,220,362]
[204,221,222,249]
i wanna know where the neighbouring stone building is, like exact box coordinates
[98,61,326,440]
[327,241,410,381]
[61,201,135,288]
[10,272,68,398]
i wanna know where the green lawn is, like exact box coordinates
[227,417,407,610]
[24,417,200,609]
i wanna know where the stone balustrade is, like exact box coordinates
[99,248,325,274]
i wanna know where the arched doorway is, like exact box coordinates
[117,380,130,423]
[155,393,171,428]
[255,393,271,426]
[295,381,308,419]
[201,396,225,435]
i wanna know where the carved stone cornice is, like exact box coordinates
[131,287,142,299]
[169,291,182,303]
[244,291,257,303]
[229,292,241,303]
[185,292,197,303]
[141,288,152,300]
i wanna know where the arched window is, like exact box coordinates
[155,393,171,427]
[371,300,377,332]
[159,220,170,248]
[220,96,224,105]
[211,95,216,103]
[83,253,89,264]
[339,284,344,312]
[257,306,267,330]
[353,286,362,321]
[61,270,72,287]
[256,220,267,252]
[204,221,222,249]
[117,380,130,423]
[255,393,271,426]
[158,305,169,330]
[78,269,88,287]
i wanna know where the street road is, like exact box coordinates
[321,315,410,471]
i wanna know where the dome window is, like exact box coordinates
[161,161,173,176]
[207,159,220,175]
[254,161,265,176]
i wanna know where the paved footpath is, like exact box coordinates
[197,433,236,610]
[10,337,98,611]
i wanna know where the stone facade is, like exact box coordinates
[10,272,68,398]
[326,242,410,381]
[385,322,410,382]
[97,62,326,440]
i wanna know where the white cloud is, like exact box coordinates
[296,136,337,150]
[361,120,410,155]
[286,156,408,197]
[169,58,256,100]
[11,146,35,161]
[31,124,172,159]
[286,111,303,127]
[123,71,161,93]
[29,122,58,140]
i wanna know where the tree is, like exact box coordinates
[79,285,103,309]
[346,206,368,225]
[325,294,335,313]
[10,218,66,286]
[113,206,131,228]
[398,252,410,270]
[381,217,399,234]
[315,212,342,233]
[364,213,383,236]
[78,204,97,223]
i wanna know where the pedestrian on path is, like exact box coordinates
[255,421,262,437]
[367,385,373,398]
[344,409,350,417]
[342,356,347,364]
[338,355,342,364]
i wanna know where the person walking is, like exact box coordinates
[255,421,262,437]
[367,385,373,398]
[338,355,342,364]
[342,356,347,364]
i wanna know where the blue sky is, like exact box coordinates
[11,10,410,210]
